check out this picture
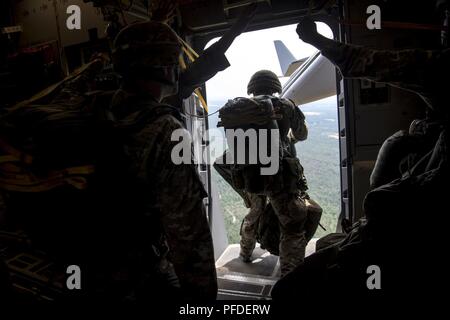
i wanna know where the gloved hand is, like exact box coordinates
[236,3,258,30]
[296,17,320,45]
[211,3,258,54]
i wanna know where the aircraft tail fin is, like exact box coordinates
[274,40,296,76]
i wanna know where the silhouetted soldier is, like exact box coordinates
[160,3,258,105]
[271,15,449,304]
[108,21,217,301]
[0,22,218,304]
[218,70,319,276]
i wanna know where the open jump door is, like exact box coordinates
[179,0,343,299]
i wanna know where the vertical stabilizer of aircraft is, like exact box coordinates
[274,40,297,76]
[274,40,309,77]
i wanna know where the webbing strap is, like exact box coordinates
[179,39,209,112]
[8,60,102,112]
[0,164,95,192]
[0,138,33,165]
[0,136,95,192]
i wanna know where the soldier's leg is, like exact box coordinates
[239,193,267,262]
[269,192,308,276]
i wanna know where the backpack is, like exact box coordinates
[218,96,280,128]
[217,96,285,194]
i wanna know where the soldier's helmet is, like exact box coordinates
[247,70,282,95]
[112,21,182,77]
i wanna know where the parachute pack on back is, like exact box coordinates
[216,96,285,194]
[218,96,281,128]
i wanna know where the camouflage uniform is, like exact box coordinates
[312,36,450,113]
[162,42,231,108]
[301,25,450,184]
[241,190,310,276]
[238,71,310,276]
[177,42,231,100]
[109,21,217,300]
[165,3,256,104]
[107,89,217,300]
[271,18,450,301]
[0,22,217,303]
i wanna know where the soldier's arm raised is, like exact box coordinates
[178,4,257,99]
[210,3,258,54]
[296,17,444,97]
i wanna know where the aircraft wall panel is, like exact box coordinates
[14,0,107,47]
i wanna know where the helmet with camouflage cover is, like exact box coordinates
[112,21,182,78]
[247,70,282,95]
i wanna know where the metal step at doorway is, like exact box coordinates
[215,240,318,300]
[216,244,279,300]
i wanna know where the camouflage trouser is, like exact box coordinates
[240,192,308,276]
[240,193,267,258]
